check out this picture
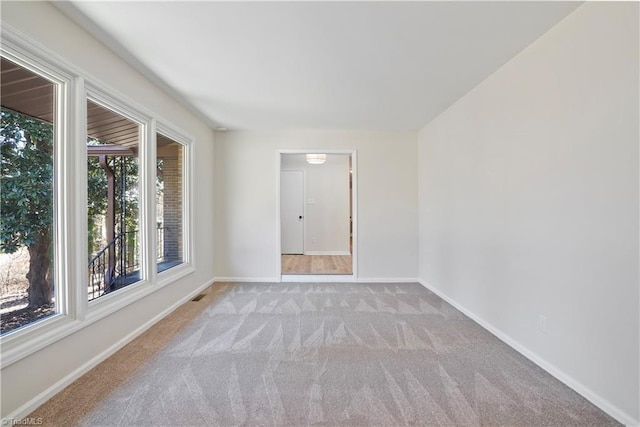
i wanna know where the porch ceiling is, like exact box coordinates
[1,57,55,124]
[1,57,139,148]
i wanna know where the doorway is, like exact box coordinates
[278,150,357,280]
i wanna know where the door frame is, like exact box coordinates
[276,149,358,282]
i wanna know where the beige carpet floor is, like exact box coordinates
[29,282,619,426]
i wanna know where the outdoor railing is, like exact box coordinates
[87,230,139,301]
[87,233,123,301]
[87,227,164,301]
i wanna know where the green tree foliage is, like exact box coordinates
[1,107,141,307]
[1,109,54,308]
[116,157,139,234]
[87,156,107,259]
[86,154,139,260]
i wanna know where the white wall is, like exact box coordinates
[215,131,418,281]
[418,3,639,424]
[1,2,216,418]
[281,154,350,255]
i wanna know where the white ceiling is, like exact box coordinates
[59,1,580,131]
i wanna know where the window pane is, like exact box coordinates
[156,133,184,272]
[87,100,140,301]
[1,57,57,334]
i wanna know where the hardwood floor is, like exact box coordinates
[282,254,352,275]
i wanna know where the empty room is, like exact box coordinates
[0,1,638,426]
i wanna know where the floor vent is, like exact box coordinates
[191,294,206,302]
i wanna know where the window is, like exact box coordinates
[86,99,141,301]
[0,57,59,334]
[0,27,193,366]
[156,133,185,273]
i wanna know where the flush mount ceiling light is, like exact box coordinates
[306,153,326,164]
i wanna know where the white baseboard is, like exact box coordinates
[303,251,351,256]
[214,277,280,283]
[418,279,639,427]
[215,277,420,284]
[6,279,214,422]
[281,274,356,282]
[357,278,420,284]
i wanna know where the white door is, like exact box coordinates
[281,170,304,254]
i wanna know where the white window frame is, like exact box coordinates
[84,84,153,318]
[154,122,195,286]
[0,27,80,367]
[0,25,196,368]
